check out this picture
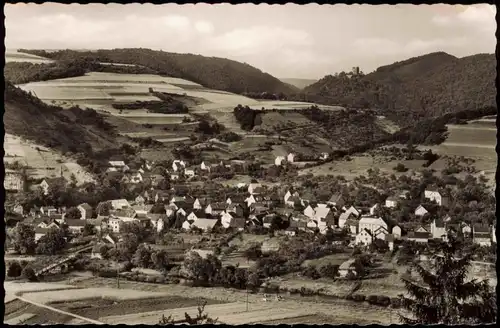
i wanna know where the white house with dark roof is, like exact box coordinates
[385,196,398,208]
[287,153,295,163]
[77,203,93,220]
[424,187,449,206]
[355,228,373,246]
[414,205,428,217]
[358,216,388,235]
[275,156,286,166]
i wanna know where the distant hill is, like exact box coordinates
[17,49,298,95]
[4,81,120,155]
[280,78,318,89]
[301,52,496,125]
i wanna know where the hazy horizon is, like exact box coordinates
[5,4,496,79]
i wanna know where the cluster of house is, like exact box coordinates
[274,152,329,167]
[104,159,252,183]
[4,168,25,192]
[12,179,496,249]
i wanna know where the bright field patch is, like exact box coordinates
[4,134,96,184]
[5,50,54,64]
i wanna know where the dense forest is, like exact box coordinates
[4,59,159,85]
[17,49,298,94]
[297,52,496,126]
[111,100,188,114]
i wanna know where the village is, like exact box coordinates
[5,151,496,269]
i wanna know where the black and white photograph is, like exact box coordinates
[3,3,497,325]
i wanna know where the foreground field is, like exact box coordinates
[4,134,96,184]
[64,276,401,324]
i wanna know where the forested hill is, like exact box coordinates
[300,52,496,125]
[17,49,298,94]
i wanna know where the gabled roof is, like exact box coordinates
[190,210,207,219]
[65,219,87,227]
[407,231,431,239]
[192,218,218,230]
[111,207,137,219]
[78,203,92,211]
[209,202,227,210]
[359,228,373,236]
[473,224,490,233]
[339,212,353,221]
[230,217,245,228]
[110,199,130,209]
[286,195,302,203]
[329,193,344,203]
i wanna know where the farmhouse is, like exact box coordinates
[77,203,93,220]
[472,225,492,246]
[275,156,286,166]
[110,199,130,210]
[385,196,398,208]
[287,153,295,163]
[65,219,87,234]
[424,187,449,207]
[4,169,24,192]
[358,216,388,235]
[430,218,446,240]
[39,177,67,195]
[248,183,263,195]
[414,205,428,217]
[338,259,358,278]
[356,228,373,246]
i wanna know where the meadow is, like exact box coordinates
[5,50,54,64]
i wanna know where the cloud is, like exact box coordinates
[195,21,214,34]
[206,26,313,56]
[352,37,467,56]
[431,4,496,33]
[163,15,191,29]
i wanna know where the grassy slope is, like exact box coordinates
[17,49,298,95]
[4,81,120,154]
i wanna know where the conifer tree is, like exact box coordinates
[398,231,496,324]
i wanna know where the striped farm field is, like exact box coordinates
[5,50,54,64]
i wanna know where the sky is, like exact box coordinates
[5,3,497,79]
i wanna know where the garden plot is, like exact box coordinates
[252,101,343,111]
[4,281,81,304]
[100,302,306,325]
[21,286,169,305]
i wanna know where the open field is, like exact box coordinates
[51,296,225,320]
[20,286,170,304]
[5,50,54,64]
[4,299,75,325]
[301,252,352,268]
[4,133,96,184]
[60,276,401,324]
[299,155,426,179]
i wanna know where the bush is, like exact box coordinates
[146,276,156,283]
[366,295,379,305]
[390,297,402,308]
[98,269,118,278]
[7,261,23,278]
[393,163,408,172]
[376,295,391,307]
[22,266,38,281]
[351,294,366,302]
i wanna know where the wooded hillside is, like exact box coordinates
[301,52,496,125]
[17,49,298,94]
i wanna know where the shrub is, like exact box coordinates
[351,294,366,302]
[98,269,118,278]
[393,163,408,172]
[146,276,156,283]
[376,295,391,307]
[390,297,402,308]
[366,295,379,305]
[22,266,38,281]
[7,261,23,278]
